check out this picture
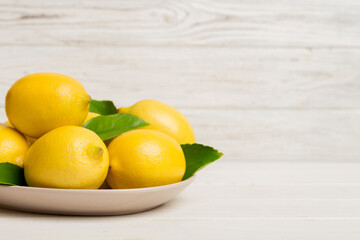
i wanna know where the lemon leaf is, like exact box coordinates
[181,144,223,180]
[0,162,26,186]
[83,113,149,140]
[89,99,118,115]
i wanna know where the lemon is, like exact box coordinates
[118,100,196,144]
[4,121,37,145]
[0,123,29,167]
[6,110,97,144]
[83,112,100,124]
[106,129,186,189]
[6,73,90,138]
[24,126,109,189]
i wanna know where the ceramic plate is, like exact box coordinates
[0,176,195,216]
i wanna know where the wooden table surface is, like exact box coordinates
[2,161,360,239]
[1,0,360,239]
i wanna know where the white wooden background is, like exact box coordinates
[0,0,359,162]
[1,0,360,239]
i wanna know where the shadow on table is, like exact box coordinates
[0,196,187,219]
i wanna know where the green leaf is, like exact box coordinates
[0,162,26,186]
[181,144,223,180]
[89,99,118,115]
[83,113,149,140]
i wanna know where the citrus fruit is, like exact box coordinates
[6,110,97,145]
[24,126,109,189]
[118,100,196,144]
[106,129,186,189]
[5,72,90,138]
[4,120,37,145]
[0,123,29,167]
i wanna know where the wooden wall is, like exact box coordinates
[0,0,359,161]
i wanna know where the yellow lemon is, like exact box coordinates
[24,126,109,189]
[7,111,98,144]
[83,112,100,124]
[118,100,196,144]
[106,129,186,189]
[0,123,29,167]
[6,73,90,138]
[4,121,37,145]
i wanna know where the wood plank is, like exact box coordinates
[2,217,360,240]
[200,162,360,184]
[0,46,359,110]
[1,108,360,161]
[188,109,360,161]
[0,0,359,47]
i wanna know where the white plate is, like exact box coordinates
[0,176,195,216]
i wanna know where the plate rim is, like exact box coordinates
[0,175,196,193]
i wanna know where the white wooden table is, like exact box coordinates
[2,161,360,239]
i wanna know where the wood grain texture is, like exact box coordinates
[0,0,359,162]
[1,47,360,161]
[0,0,359,47]
[0,46,359,110]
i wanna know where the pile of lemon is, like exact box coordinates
[0,73,221,189]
